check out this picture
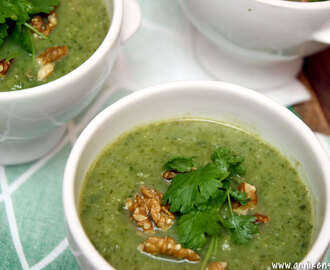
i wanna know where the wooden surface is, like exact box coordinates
[293,48,330,136]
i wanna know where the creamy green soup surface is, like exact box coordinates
[79,119,313,270]
[0,0,110,92]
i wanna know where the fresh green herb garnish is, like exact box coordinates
[211,146,246,177]
[220,193,258,244]
[177,207,222,249]
[163,163,225,214]
[162,156,196,173]
[200,236,217,270]
[0,0,59,52]
[229,189,250,206]
[162,146,259,268]
[0,24,8,45]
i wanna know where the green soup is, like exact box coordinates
[0,0,110,92]
[79,119,313,270]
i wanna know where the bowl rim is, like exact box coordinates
[256,0,330,9]
[0,0,123,101]
[63,81,330,269]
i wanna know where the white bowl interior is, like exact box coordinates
[65,81,330,269]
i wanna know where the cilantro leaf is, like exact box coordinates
[230,189,250,206]
[220,192,258,244]
[197,179,233,212]
[0,24,8,46]
[12,25,33,53]
[28,0,59,14]
[230,163,246,176]
[177,208,221,249]
[163,163,225,214]
[0,0,31,24]
[221,214,258,244]
[0,1,20,23]
[162,156,196,173]
[197,186,229,211]
[211,146,246,176]
[162,146,257,253]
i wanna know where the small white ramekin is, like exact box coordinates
[63,81,330,270]
[0,0,141,165]
[178,0,330,90]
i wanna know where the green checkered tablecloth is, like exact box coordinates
[1,0,329,269]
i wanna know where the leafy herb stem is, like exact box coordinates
[200,236,216,270]
[218,193,233,233]
[213,235,219,257]
[26,29,35,62]
[218,215,229,234]
[23,23,49,40]
[227,192,234,217]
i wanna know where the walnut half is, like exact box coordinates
[37,46,68,66]
[138,236,200,262]
[30,9,57,37]
[162,170,177,180]
[37,62,55,81]
[125,186,175,232]
[232,182,257,215]
[126,195,154,233]
[0,58,14,77]
[36,46,68,81]
[208,262,228,270]
[254,213,269,224]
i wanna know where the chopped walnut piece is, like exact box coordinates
[30,15,43,36]
[36,46,68,82]
[37,46,68,65]
[30,9,57,37]
[138,236,200,261]
[44,10,57,35]
[232,182,257,215]
[37,62,55,81]
[0,58,14,77]
[149,199,175,230]
[125,196,154,233]
[162,170,177,180]
[254,213,269,224]
[140,186,163,201]
[126,186,175,232]
[140,186,175,231]
[208,261,228,270]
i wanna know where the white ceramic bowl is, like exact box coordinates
[180,0,330,56]
[63,81,330,270]
[179,0,330,90]
[0,0,141,165]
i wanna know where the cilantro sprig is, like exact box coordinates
[220,193,258,244]
[162,146,260,268]
[163,146,247,216]
[162,156,196,173]
[0,0,59,53]
[176,207,222,249]
[230,189,250,206]
[163,163,225,214]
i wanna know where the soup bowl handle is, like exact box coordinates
[313,20,330,45]
[121,0,142,44]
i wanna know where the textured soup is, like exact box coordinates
[79,119,313,270]
[0,0,110,92]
